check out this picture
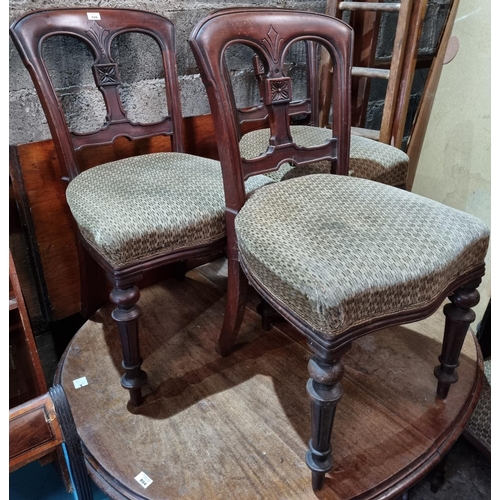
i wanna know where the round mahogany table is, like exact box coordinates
[55,260,483,500]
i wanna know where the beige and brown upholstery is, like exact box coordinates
[464,358,491,457]
[67,153,273,268]
[236,174,489,336]
[240,126,409,186]
[190,7,490,492]
[10,8,273,409]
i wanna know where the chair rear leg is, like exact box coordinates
[109,281,148,407]
[434,278,482,399]
[256,297,274,331]
[173,260,187,281]
[217,255,248,357]
[77,240,108,319]
[306,347,350,491]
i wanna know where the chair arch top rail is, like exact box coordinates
[190,7,353,211]
[10,8,184,180]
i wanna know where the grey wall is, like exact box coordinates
[9,0,451,147]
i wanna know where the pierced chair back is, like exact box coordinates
[10,8,183,181]
[10,8,244,408]
[190,8,353,213]
[236,40,321,130]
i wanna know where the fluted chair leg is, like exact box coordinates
[306,350,349,490]
[434,278,482,399]
[110,283,148,407]
[217,256,248,357]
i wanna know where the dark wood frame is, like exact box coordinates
[190,6,485,491]
[10,8,226,407]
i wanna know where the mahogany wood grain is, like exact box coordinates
[54,259,483,499]
[190,8,485,490]
[9,393,64,472]
[9,249,47,408]
[10,8,238,405]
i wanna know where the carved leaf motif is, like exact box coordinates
[261,26,284,63]
[85,21,110,56]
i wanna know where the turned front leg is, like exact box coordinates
[306,355,346,491]
[434,278,481,399]
[110,284,148,407]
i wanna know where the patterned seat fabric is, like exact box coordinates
[239,125,409,186]
[66,152,274,267]
[235,174,489,337]
[464,358,491,455]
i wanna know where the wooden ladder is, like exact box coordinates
[319,0,428,147]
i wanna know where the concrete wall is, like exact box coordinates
[9,0,450,146]
[9,0,326,145]
[412,0,491,327]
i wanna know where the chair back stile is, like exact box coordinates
[10,9,184,181]
[190,9,353,214]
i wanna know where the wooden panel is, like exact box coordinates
[10,113,237,322]
[9,250,47,407]
[14,140,79,321]
[56,259,482,499]
[9,393,64,472]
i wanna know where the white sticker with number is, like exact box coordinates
[87,13,101,20]
[135,472,153,489]
[73,377,88,389]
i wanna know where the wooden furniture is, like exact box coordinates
[10,385,93,500]
[406,0,460,189]
[189,7,489,490]
[238,14,410,188]
[9,249,47,408]
[10,8,274,407]
[54,258,485,498]
[318,0,429,150]
[319,0,412,144]
[8,116,225,324]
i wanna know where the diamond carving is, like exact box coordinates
[261,26,284,63]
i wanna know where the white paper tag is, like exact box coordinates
[73,376,88,389]
[135,471,153,489]
[87,13,101,20]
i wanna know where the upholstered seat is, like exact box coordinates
[10,7,277,408]
[67,152,273,267]
[190,7,490,491]
[236,174,489,336]
[240,125,409,186]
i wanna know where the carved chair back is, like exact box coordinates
[237,40,321,129]
[10,8,183,180]
[190,8,353,214]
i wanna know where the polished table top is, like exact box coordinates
[56,258,482,500]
